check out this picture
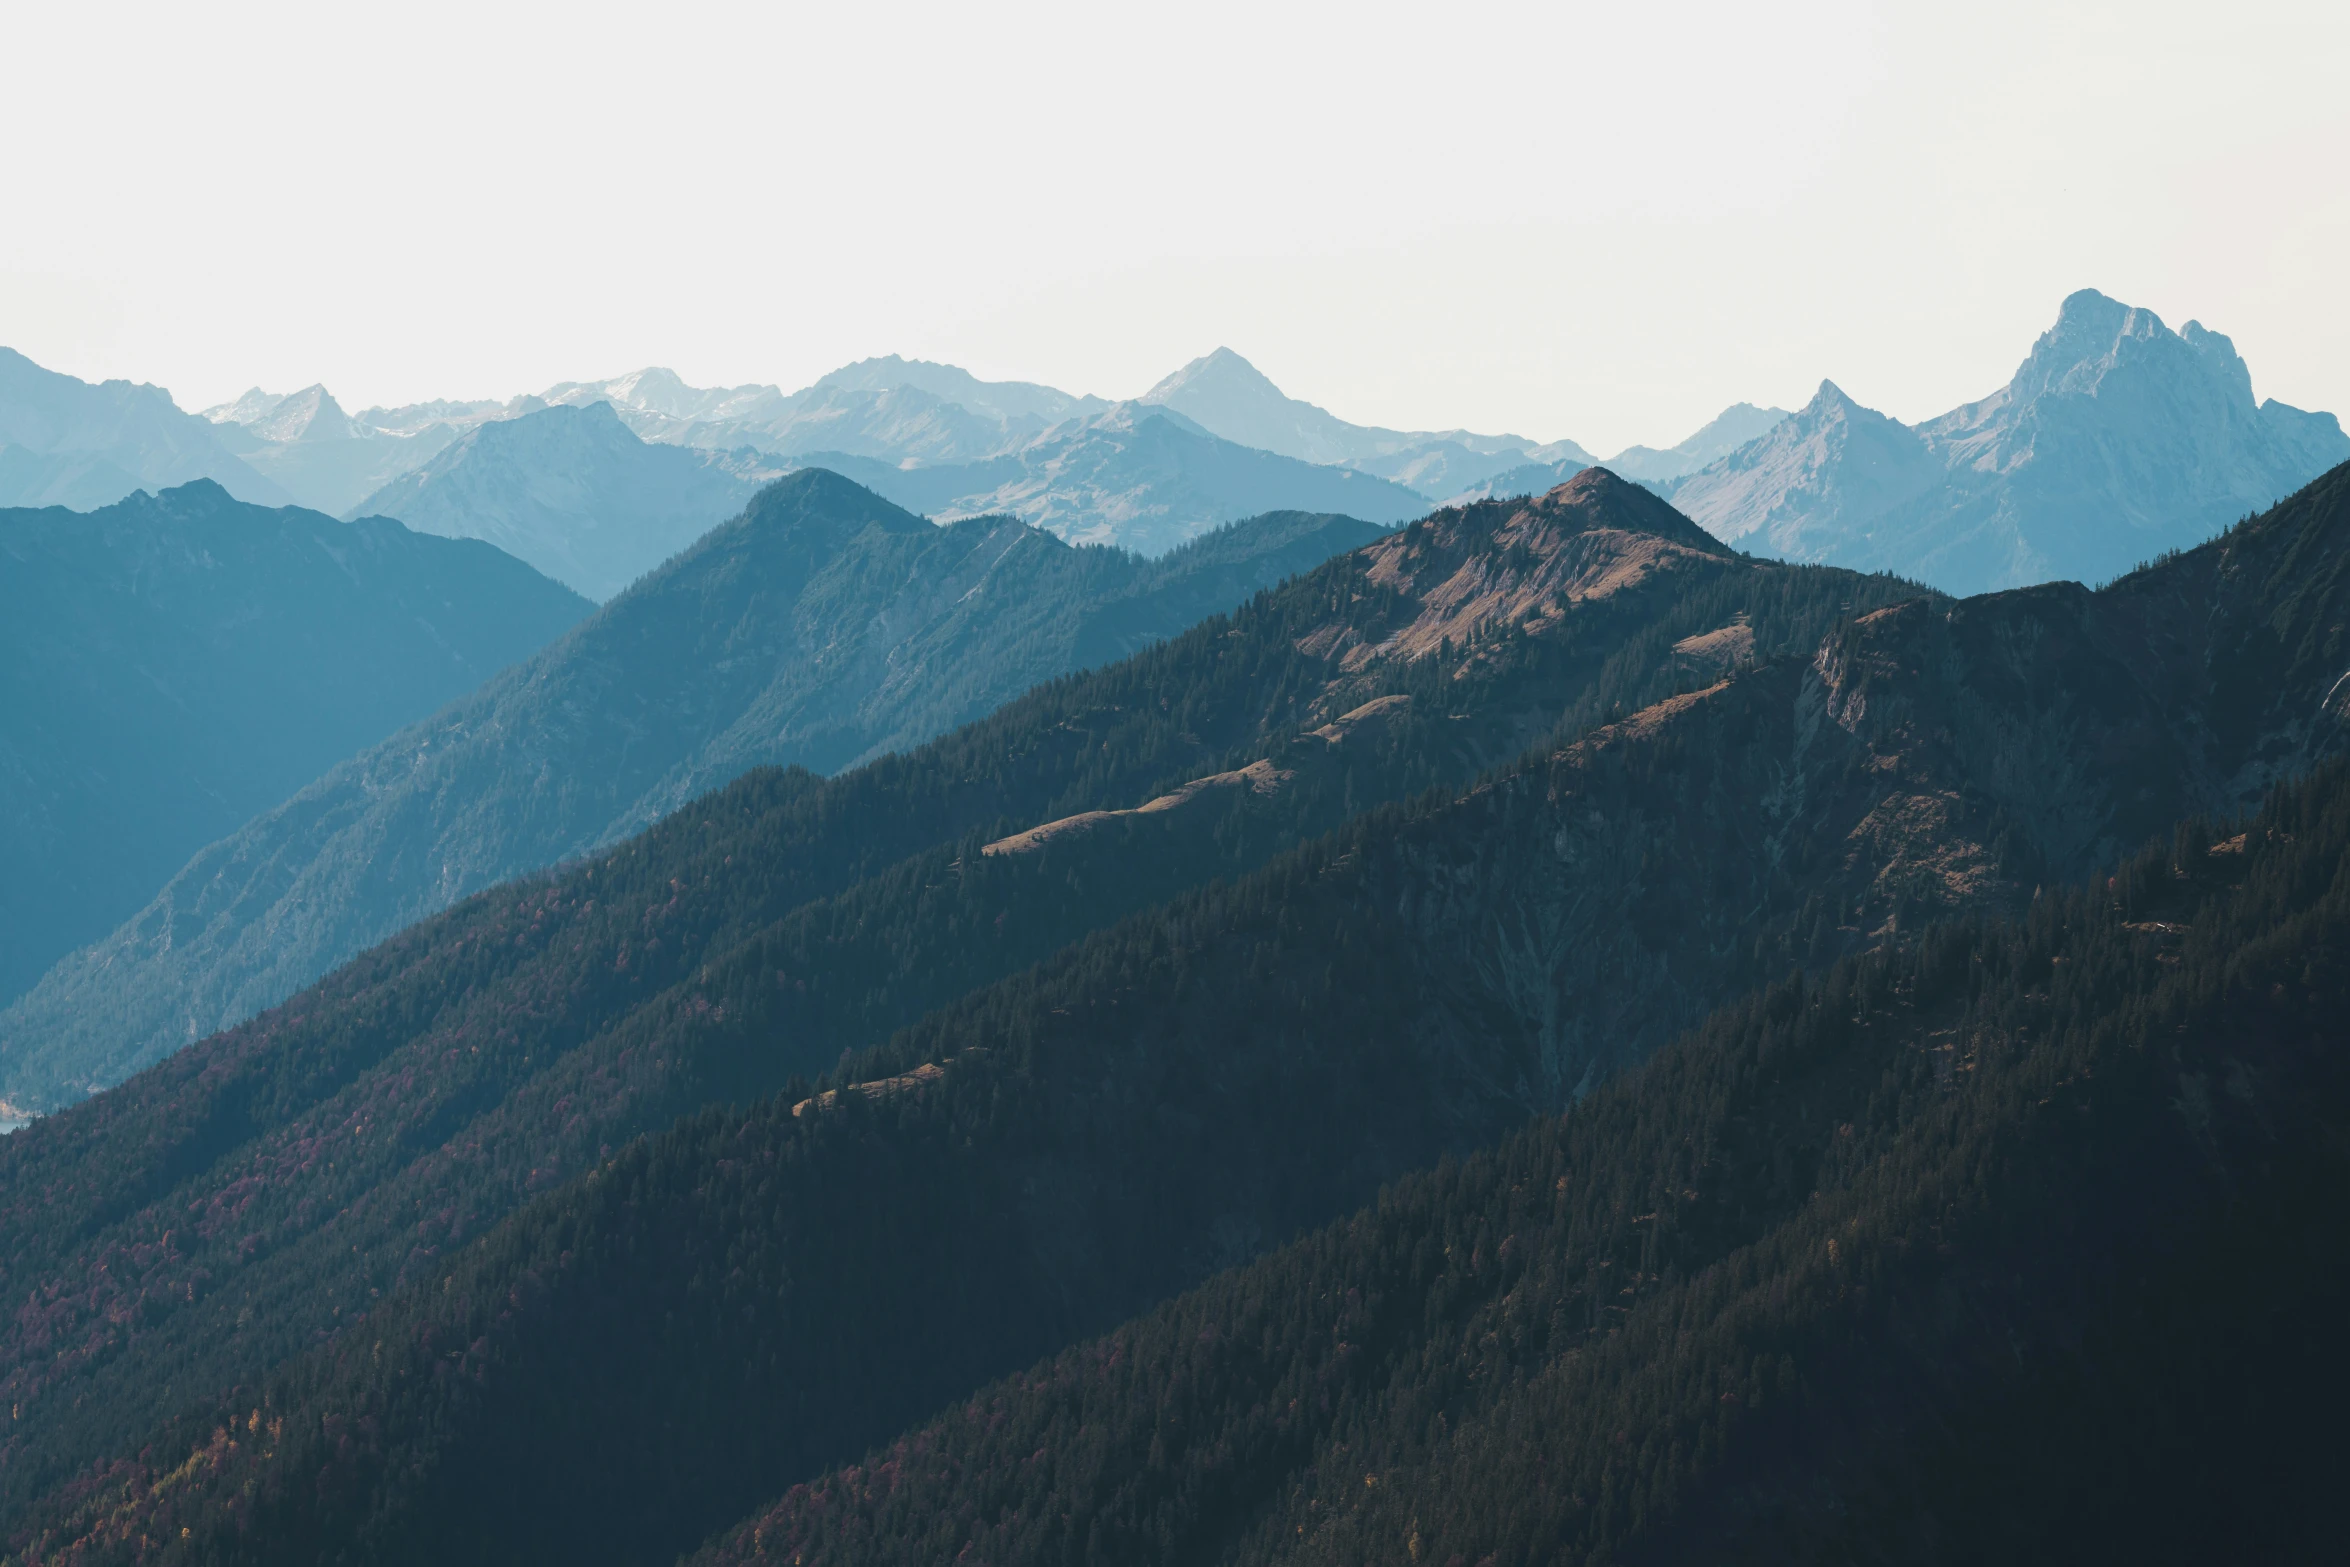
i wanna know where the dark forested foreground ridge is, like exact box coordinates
[0,469,1927,1526]
[3,465,2349,1566]
[0,475,1387,1110]
[0,481,590,1007]
[691,765,2350,1567]
[17,729,2350,1567]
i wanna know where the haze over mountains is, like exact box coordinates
[0,482,588,1011]
[0,476,1388,1109]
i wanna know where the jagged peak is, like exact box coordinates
[2052,286,2134,333]
[1805,378,1863,413]
[245,384,355,444]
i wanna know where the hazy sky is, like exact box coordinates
[4,0,2344,454]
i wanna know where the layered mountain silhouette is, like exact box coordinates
[15,460,2350,1564]
[348,402,788,599]
[0,481,588,1015]
[1672,290,2350,592]
[0,473,1389,1109]
[11,283,2350,1567]
[0,348,290,510]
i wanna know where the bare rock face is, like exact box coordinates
[1670,291,2350,595]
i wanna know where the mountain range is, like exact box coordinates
[0,481,588,1015]
[40,286,2335,586]
[3,458,2345,1563]
[1670,289,2350,593]
[0,473,1389,1110]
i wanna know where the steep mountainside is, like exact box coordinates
[802,405,1429,554]
[1671,291,2350,592]
[7,462,2345,1567]
[0,478,1390,1109]
[0,472,1936,1530]
[350,402,787,599]
[0,348,289,510]
[0,482,589,1013]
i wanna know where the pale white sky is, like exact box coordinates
[2,0,2344,454]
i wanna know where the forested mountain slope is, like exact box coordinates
[687,763,2350,1567]
[0,472,1924,1532]
[8,467,2350,1565]
[0,476,1388,1111]
[0,481,588,1010]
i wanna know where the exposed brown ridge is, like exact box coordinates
[1296,467,1734,672]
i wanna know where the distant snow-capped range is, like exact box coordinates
[6,287,2344,591]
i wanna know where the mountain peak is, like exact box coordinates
[1539,466,1730,553]
[1805,379,1865,415]
[1140,347,1282,404]
[255,384,355,444]
[2053,286,2131,331]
